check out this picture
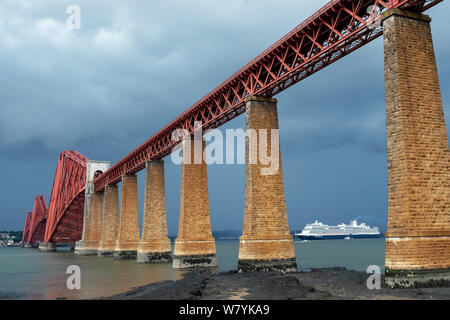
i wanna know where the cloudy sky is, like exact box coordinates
[1,0,449,235]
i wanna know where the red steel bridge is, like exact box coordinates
[22,151,88,246]
[22,195,47,246]
[22,0,443,245]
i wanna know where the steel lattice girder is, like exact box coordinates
[44,150,88,243]
[93,0,442,192]
[22,211,32,243]
[50,192,85,243]
[26,195,48,244]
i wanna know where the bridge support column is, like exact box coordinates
[98,185,119,257]
[137,160,172,263]
[382,9,450,288]
[75,192,104,255]
[38,241,56,252]
[173,138,217,268]
[114,173,140,260]
[238,96,297,273]
[75,161,111,256]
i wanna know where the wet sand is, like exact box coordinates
[104,267,450,300]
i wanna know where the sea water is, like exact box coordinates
[0,238,384,300]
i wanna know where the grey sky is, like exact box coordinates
[1,0,449,235]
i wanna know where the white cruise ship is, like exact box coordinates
[295,220,381,240]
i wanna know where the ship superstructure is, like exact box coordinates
[295,220,381,240]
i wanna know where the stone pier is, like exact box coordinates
[75,161,111,256]
[38,241,56,252]
[75,192,104,255]
[137,160,172,263]
[114,173,140,260]
[238,96,297,273]
[98,185,119,257]
[173,138,217,268]
[382,9,450,288]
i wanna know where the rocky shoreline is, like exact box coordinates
[104,267,450,300]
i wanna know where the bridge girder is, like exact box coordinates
[25,195,48,244]
[93,0,442,192]
[44,150,88,243]
[21,211,32,243]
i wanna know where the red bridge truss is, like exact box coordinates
[22,0,444,243]
[24,195,48,245]
[41,150,88,243]
[93,0,442,193]
[21,211,32,243]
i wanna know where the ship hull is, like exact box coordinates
[296,234,381,240]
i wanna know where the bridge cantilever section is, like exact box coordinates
[43,150,88,245]
[21,211,32,245]
[22,195,48,246]
[93,0,442,193]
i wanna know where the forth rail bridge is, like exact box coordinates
[21,0,449,288]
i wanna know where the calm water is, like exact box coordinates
[0,239,384,300]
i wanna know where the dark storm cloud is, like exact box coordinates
[0,0,449,231]
[1,0,447,154]
[0,0,329,151]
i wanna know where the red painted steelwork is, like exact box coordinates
[44,151,88,243]
[93,0,442,192]
[22,211,32,243]
[26,195,48,245]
